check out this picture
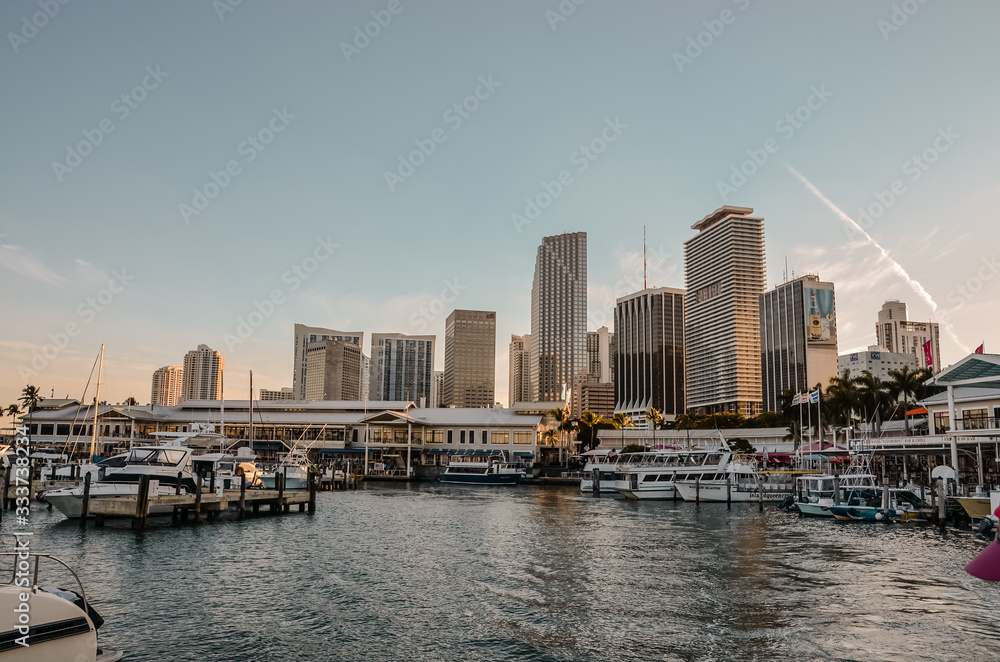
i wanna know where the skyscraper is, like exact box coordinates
[304,339,362,401]
[760,275,839,413]
[370,333,435,404]
[292,324,363,400]
[530,232,587,402]
[150,365,183,406]
[508,334,533,407]
[684,206,765,416]
[875,300,941,373]
[614,287,686,425]
[180,344,224,401]
[587,326,615,382]
[443,310,496,408]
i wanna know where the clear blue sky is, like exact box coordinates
[2,1,997,411]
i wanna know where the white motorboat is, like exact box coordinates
[580,448,620,494]
[260,449,311,490]
[439,458,522,485]
[0,551,123,661]
[615,449,733,500]
[792,454,879,517]
[43,434,203,519]
[192,446,263,490]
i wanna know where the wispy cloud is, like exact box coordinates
[0,243,66,285]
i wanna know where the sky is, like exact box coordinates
[2,1,999,417]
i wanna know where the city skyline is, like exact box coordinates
[2,2,998,412]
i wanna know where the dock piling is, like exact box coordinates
[132,475,150,532]
[308,470,317,513]
[194,474,203,522]
[937,477,946,527]
[276,472,285,513]
[695,476,700,504]
[79,473,92,528]
[238,474,247,519]
[726,476,731,509]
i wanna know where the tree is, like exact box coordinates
[854,370,889,435]
[643,408,666,430]
[125,396,139,407]
[825,369,860,432]
[728,438,756,454]
[576,411,604,452]
[546,407,577,464]
[19,385,41,442]
[610,412,636,429]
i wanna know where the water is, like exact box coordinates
[9,485,1000,661]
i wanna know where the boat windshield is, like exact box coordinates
[126,448,187,466]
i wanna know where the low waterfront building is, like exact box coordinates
[20,399,547,473]
[260,387,294,401]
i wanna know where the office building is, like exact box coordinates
[443,310,497,408]
[431,371,443,408]
[304,339,362,401]
[180,344,225,401]
[684,206,765,416]
[370,333,435,405]
[875,301,941,373]
[839,346,919,383]
[508,334,532,407]
[613,287,686,426]
[587,326,615,382]
[530,232,588,402]
[760,274,839,412]
[259,387,294,401]
[292,324,363,400]
[150,365,183,407]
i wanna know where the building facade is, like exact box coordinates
[875,301,941,373]
[613,287,686,426]
[180,344,224,401]
[508,334,532,407]
[684,206,765,416]
[304,339,362,401]
[370,333,435,405]
[431,370,443,408]
[838,346,919,383]
[530,232,588,402]
[760,275,839,412]
[587,326,615,383]
[259,387,294,401]
[150,365,183,406]
[443,310,496,408]
[292,324,363,400]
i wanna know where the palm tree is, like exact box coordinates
[825,370,860,436]
[854,370,889,436]
[886,366,924,434]
[4,404,20,430]
[19,385,41,443]
[576,411,604,452]
[643,408,666,430]
[546,407,576,465]
[611,412,635,429]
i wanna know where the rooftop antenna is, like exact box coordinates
[643,225,647,290]
[784,256,788,283]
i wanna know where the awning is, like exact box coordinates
[251,443,282,451]
[907,406,928,416]
[513,452,534,458]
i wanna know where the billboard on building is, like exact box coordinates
[804,287,836,345]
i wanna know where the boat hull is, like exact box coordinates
[955,497,992,521]
[796,502,836,517]
[439,473,519,486]
[259,476,307,490]
[44,484,184,519]
[617,485,675,500]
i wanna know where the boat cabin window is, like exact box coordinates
[126,448,187,466]
[704,453,722,465]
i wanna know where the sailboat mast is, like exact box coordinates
[249,370,254,453]
[220,367,225,453]
[90,344,104,461]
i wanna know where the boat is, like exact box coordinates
[790,453,880,517]
[439,458,522,485]
[259,449,311,490]
[0,551,123,661]
[42,434,202,518]
[826,486,929,522]
[954,492,993,522]
[192,446,263,489]
[674,459,813,503]
[580,448,620,494]
[614,448,733,500]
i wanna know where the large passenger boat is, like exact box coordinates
[439,458,523,485]
[580,448,620,494]
[614,449,734,500]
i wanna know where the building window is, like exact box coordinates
[460,430,466,444]
[427,430,443,444]
[963,408,988,430]
[469,430,475,445]
[492,431,509,445]
[512,431,532,444]
[40,424,54,435]
[482,430,488,444]
[56,424,70,436]
[447,429,453,444]
[933,412,950,435]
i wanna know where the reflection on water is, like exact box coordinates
[8,485,1000,661]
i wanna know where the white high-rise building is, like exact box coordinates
[292,324,363,400]
[875,301,941,373]
[370,333,435,404]
[508,334,532,407]
[180,344,224,401]
[530,232,587,402]
[150,365,183,406]
[684,206,765,416]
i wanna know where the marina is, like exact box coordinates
[5,483,1000,661]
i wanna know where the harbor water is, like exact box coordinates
[10,484,1000,661]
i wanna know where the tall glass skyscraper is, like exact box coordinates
[684,206,765,416]
[443,309,496,408]
[370,333,435,404]
[530,232,587,402]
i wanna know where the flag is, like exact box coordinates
[762,442,769,462]
[923,339,933,366]
[808,390,821,404]
[975,343,985,354]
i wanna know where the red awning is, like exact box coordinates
[906,406,928,416]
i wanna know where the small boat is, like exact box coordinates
[192,447,263,490]
[827,487,929,522]
[439,458,522,485]
[0,551,123,661]
[580,448,619,494]
[954,493,993,521]
[259,450,311,490]
[790,452,880,517]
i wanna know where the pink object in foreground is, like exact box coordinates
[965,540,1000,581]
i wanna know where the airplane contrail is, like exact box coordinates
[787,165,968,354]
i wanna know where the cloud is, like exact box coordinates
[0,243,66,285]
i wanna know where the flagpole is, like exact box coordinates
[798,394,804,451]
[817,390,824,448]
